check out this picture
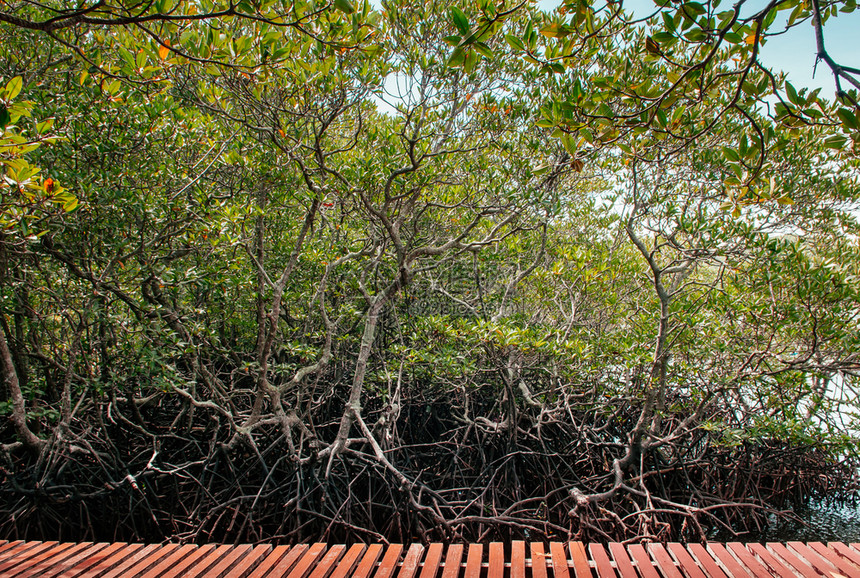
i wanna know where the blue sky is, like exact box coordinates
[537,0,860,98]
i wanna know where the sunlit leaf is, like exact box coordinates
[334,0,355,14]
[4,76,22,100]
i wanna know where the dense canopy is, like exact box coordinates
[1,0,859,543]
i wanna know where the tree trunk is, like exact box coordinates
[1,324,44,453]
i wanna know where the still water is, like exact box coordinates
[751,500,860,542]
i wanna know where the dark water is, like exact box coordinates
[752,500,860,542]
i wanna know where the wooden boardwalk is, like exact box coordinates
[0,539,859,578]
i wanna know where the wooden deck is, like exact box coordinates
[0,539,859,578]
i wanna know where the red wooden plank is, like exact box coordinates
[54,542,132,578]
[399,544,426,578]
[32,542,110,578]
[463,543,482,578]
[810,543,860,578]
[314,544,365,578]
[810,542,860,578]
[73,544,148,578]
[487,543,504,578]
[531,543,548,578]
[137,544,203,578]
[3,542,77,577]
[96,543,181,578]
[566,542,589,578]
[744,543,804,578]
[307,545,346,578]
[587,544,616,578]
[281,543,328,578]
[14,542,92,578]
[0,540,28,560]
[248,545,300,578]
[21,540,860,578]
[648,543,684,578]
[0,540,52,571]
[788,542,851,578]
[766,542,823,578]
[169,544,233,578]
[686,544,730,578]
[330,544,368,578]
[607,544,638,578]
[375,545,404,578]
[440,544,463,578]
[352,544,385,578]
[220,544,273,578]
[549,542,570,578]
[666,543,709,578]
[417,544,444,578]
[701,543,751,578]
[510,542,526,578]
[0,541,60,573]
[627,544,661,578]
[195,544,253,578]
[0,540,39,558]
[829,542,860,573]
[726,543,777,578]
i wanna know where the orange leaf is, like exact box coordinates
[159,40,171,60]
[44,178,56,193]
[744,34,757,45]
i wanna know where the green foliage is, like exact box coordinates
[0,76,76,236]
[0,0,858,542]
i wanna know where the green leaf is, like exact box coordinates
[533,164,551,176]
[450,8,470,35]
[683,27,706,42]
[118,45,136,70]
[4,76,22,100]
[763,6,779,27]
[473,42,494,59]
[540,24,561,38]
[823,135,847,149]
[334,0,355,14]
[683,2,706,16]
[36,118,55,133]
[662,11,677,32]
[721,147,739,162]
[447,47,466,68]
[836,108,860,130]
[645,36,661,54]
[464,49,478,73]
[785,82,800,105]
[0,103,9,129]
[505,34,525,51]
[63,196,79,212]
